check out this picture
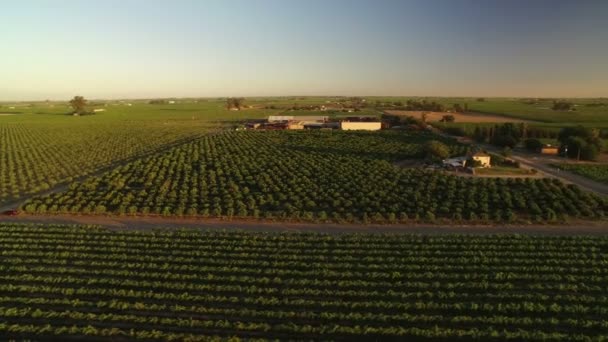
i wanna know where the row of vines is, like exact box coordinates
[0,119,207,204]
[0,224,607,340]
[558,163,608,185]
[23,131,606,223]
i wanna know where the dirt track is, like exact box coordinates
[1,214,607,235]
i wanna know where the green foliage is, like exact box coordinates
[524,138,544,151]
[0,224,607,341]
[69,96,88,114]
[23,131,606,223]
[552,100,573,111]
[226,97,245,110]
[558,164,608,185]
[558,126,602,160]
[424,140,450,161]
[490,123,523,148]
[0,106,220,204]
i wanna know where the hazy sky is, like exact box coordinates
[1,0,607,100]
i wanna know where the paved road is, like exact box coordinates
[480,144,608,197]
[1,214,607,235]
[510,154,608,196]
[430,127,608,197]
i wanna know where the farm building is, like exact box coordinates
[340,121,382,131]
[470,152,491,168]
[268,115,328,122]
[540,145,559,155]
[93,108,106,112]
[443,156,467,169]
[245,122,261,129]
[288,121,305,130]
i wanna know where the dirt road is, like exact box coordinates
[384,110,537,123]
[1,214,607,235]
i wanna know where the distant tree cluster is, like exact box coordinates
[69,96,90,115]
[226,97,245,110]
[452,103,468,113]
[524,138,544,151]
[374,99,445,111]
[558,126,602,160]
[440,115,455,123]
[149,99,169,105]
[381,113,425,130]
[405,100,445,112]
[552,101,574,111]
[471,123,528,148]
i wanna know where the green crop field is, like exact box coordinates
[558,164,608,185]
[0,224,607,341]
[365,97,608,124]
[0,100,286,205]
[23,130,606,223]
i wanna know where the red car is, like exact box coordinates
[2,209,20,216]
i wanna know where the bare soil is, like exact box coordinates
[385,110,537,123]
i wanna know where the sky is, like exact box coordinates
[1,0,607,100]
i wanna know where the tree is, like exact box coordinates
[440,115,455,123]
[226,97,245,110]
[69,96,87,115]
[490,123,522,148]
[552,100,573,111]
[524,138,543,151]
[424,140,450,161]
[558,126,602,160]
[473,126,487,143]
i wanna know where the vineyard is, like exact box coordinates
[22,130,606,223]
[0,115,215,205]
[559,164,608,185]
[0,224,607,340]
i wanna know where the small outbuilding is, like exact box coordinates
[470,152,491,168]
[340,121,382,131]
[540,144,559,155]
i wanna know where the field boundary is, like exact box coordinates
[2,214,607,235]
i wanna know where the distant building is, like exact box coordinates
[443,156,467,169]
[93,108,106,112]
[340,122,382,131]
[245,122,261,129]
[268,115,327,122]
[287,121,305,130]
[470,152,491,168]
[540,145,559,155]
